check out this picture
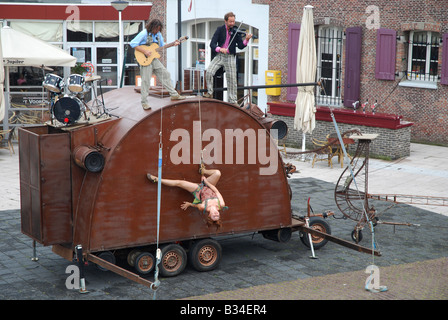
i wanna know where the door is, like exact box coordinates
[68,45,120,90]
[96,46,119,88]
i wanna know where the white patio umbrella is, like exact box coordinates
[1,26,76,67]
[1,26,76,127]
[294,5,317,156]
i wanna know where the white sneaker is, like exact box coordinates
[170,95,186,101]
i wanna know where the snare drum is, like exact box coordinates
[53,96,83,125]
[67,74,85,93]
[43,74,64,93]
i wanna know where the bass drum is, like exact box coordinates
[53,96,83,125]
[43,74,64,93]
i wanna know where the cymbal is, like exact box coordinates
[85,75,102,82]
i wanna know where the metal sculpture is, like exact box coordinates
[334,133,448,242]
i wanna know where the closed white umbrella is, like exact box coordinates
[294,5,317,155]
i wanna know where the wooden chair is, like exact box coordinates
[326,133,355,168]
[0,127,16,155]
[311,137,334,168]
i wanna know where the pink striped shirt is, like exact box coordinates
[215,27,249,53]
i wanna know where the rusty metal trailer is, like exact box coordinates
[18,87,379,290]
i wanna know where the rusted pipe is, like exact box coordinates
[243,103,288,140]
[73,145,105,173]
[260,117,288,140]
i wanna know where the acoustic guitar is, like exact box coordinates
[134,36,189,66]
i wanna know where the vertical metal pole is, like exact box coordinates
[31,240,39,261]
[118,10,123,88]
[3,66,10,131]
[301,132,306,161]
[177,0,182,87]
[305,217,318,259]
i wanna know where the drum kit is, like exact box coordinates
[42,72,108,126]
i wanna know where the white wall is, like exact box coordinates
[166,0,269,110]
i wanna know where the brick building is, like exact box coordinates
[254,0,448,146]
[2,0,447,148]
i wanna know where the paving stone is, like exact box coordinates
[0,177,447,301]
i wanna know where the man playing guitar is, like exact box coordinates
[130,19,185,110]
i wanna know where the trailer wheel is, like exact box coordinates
[95,251,116,271]
[134,252,155,275]
[351,229,363,243]
[127,249,141,267]
[189,239,222,272]
[262,228,292,243]
[300,217,331,250]
[160,244,187,277]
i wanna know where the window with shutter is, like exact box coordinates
[343,26,362,108]
[375,28,397,80]
[287,23,300,100]
[316,26,343,106]
[406,31,440,82]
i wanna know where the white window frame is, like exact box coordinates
[316,25,343,107]
[407,31,440,82]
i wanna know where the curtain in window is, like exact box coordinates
[10,21,63,42]
[95,22,141,38]
[67,21,93,34]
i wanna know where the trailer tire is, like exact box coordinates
[160,244,187,277]
[262,228,292,243]
[351,229,363,243]
[134,252,155,275]
[300,217,331,250]
[189,239,222,272]
[95,251,116,271]
[127,249,141,267]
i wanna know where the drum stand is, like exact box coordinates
[85,76,111,118]
[73,90,90,123]
[48,91,59,125]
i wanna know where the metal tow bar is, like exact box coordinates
[87,253,157,289]
[298,225,382,256]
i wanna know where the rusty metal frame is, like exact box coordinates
[87,254,158,290]
[290,218,381,257]
[86,220,380,289]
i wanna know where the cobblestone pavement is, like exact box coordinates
[1,177,447,302]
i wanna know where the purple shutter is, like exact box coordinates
[343,26,362,108]
[287,23,300,100]
[441,33,448,85]
[375,28,397,80]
